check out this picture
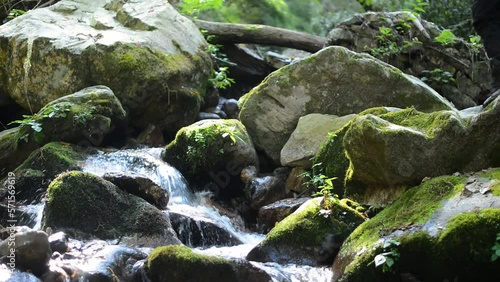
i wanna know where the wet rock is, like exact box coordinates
[43,171,180,245]
[103,171,169,209]
[0,264,42,281]
[332,169,500,282]
[244,167,293,210]
[0,0,212,133]
[145,245,272,282]
[281,113,356,168]
[247,198,365,266]
[239,46,454,164]
[48,232,69,254]
[136,124,165,147]
[169,211,242,247]
[82,245,148,282]
[197,112,221,120]
[257,198,309,233]
[3,169,46,205]
[40,265,70,282]
[0,229,51,275]
[222,98,240,119]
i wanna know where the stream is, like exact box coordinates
[23,147,333,281]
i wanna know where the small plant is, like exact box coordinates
[302,169,339,211]
[7,9,25,19]
[8,104,70,143]
[434,29,456,46]
[420,68,455,85]
[491,233,500,262]
[178,0,224,17]
[404,0,428,17]
[209,66,235,89]
[371,239,401,273]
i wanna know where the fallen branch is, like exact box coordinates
[194,19,327,53]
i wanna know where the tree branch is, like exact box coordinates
[194,19,327,53]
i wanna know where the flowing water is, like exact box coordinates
[33,147,333,281]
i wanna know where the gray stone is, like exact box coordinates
[239,46,454,164]
[281,113,357,168]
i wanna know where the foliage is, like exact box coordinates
[420,68,455,86]
[372,239,400,273]
[492,233,500,262]
[209,66,235,89]
[8,104,70,143]
[178,0,224,17]
[302,166,339,211]
[434,29,456,46]
[7,8,25,19]
[369,23,422,61]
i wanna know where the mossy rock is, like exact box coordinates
[0,0,211,134]
[247,197,366,266]
[0,127,37,177]
[43,171,180,244]
[332,170,500,282]
[162,119,258,176]
[238,46,454,164]
[16,85,126,146]
[315,102,500,206]
[145,245,271,282]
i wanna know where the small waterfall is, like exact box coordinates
[79,147,333,281]
[82,148,193,204]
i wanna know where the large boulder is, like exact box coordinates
[316,96,500,206]
[332,169,500,282]
[247,197,366,266]
[0,0,212,132]
[42,171,180,245]
[238,46,454,164]
[145,245,272,282]
[327,11,490,108]
[280,113,356,168]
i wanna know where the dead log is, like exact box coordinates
[193,19,327,53]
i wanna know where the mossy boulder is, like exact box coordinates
[247,197,366,266]
[332,170,500,282]
[162,119,258,196]
[0,127,37,177]
[0,0,211,133]
[17,85,126,146]
[145,245,271,282]
[43,171,180,244]
[238,46,454,164]
[316,99,500,206]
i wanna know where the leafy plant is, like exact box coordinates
[491,233,500,262]
[209,66,235,89]
[8,104,71,143]
[434,29,456,46]
[420,68,455,85]
[7,8,25,19]
[302,169,339,211]
[371,239,401,273]
[178,0,224,17]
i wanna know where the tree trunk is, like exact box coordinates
[194,19,327,53]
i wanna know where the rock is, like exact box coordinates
[43,171,180,245]
[332,169,500,282]
[197,112,221,120]
[0,0,212,133]
[0,127,37,177]
[257,198,309,233]
[281,113,357,168]
[48,232,69,254]
[163,119,257,175]
[145,245,272,282]
[317,101,500,206]
[0,265,42,282]
[19,85,126,146]
[239,46,454,164]
[1,142,89,205]
[169,211,243,247]
[39,265,70,282]
[247,197,365,266]
[244,167,293,210]
[326,11,490,108]
[136,124,165,147]
[285,167,308,194]
[82,245,148,282]
[102,171,169,209]
[0,229,51,275]
[222,98,240,119]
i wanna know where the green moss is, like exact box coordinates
[343,175,466,252]
[264,199,364,247]
[243,25,263,31]
[480,168,500,196]
[146,245,238,282]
